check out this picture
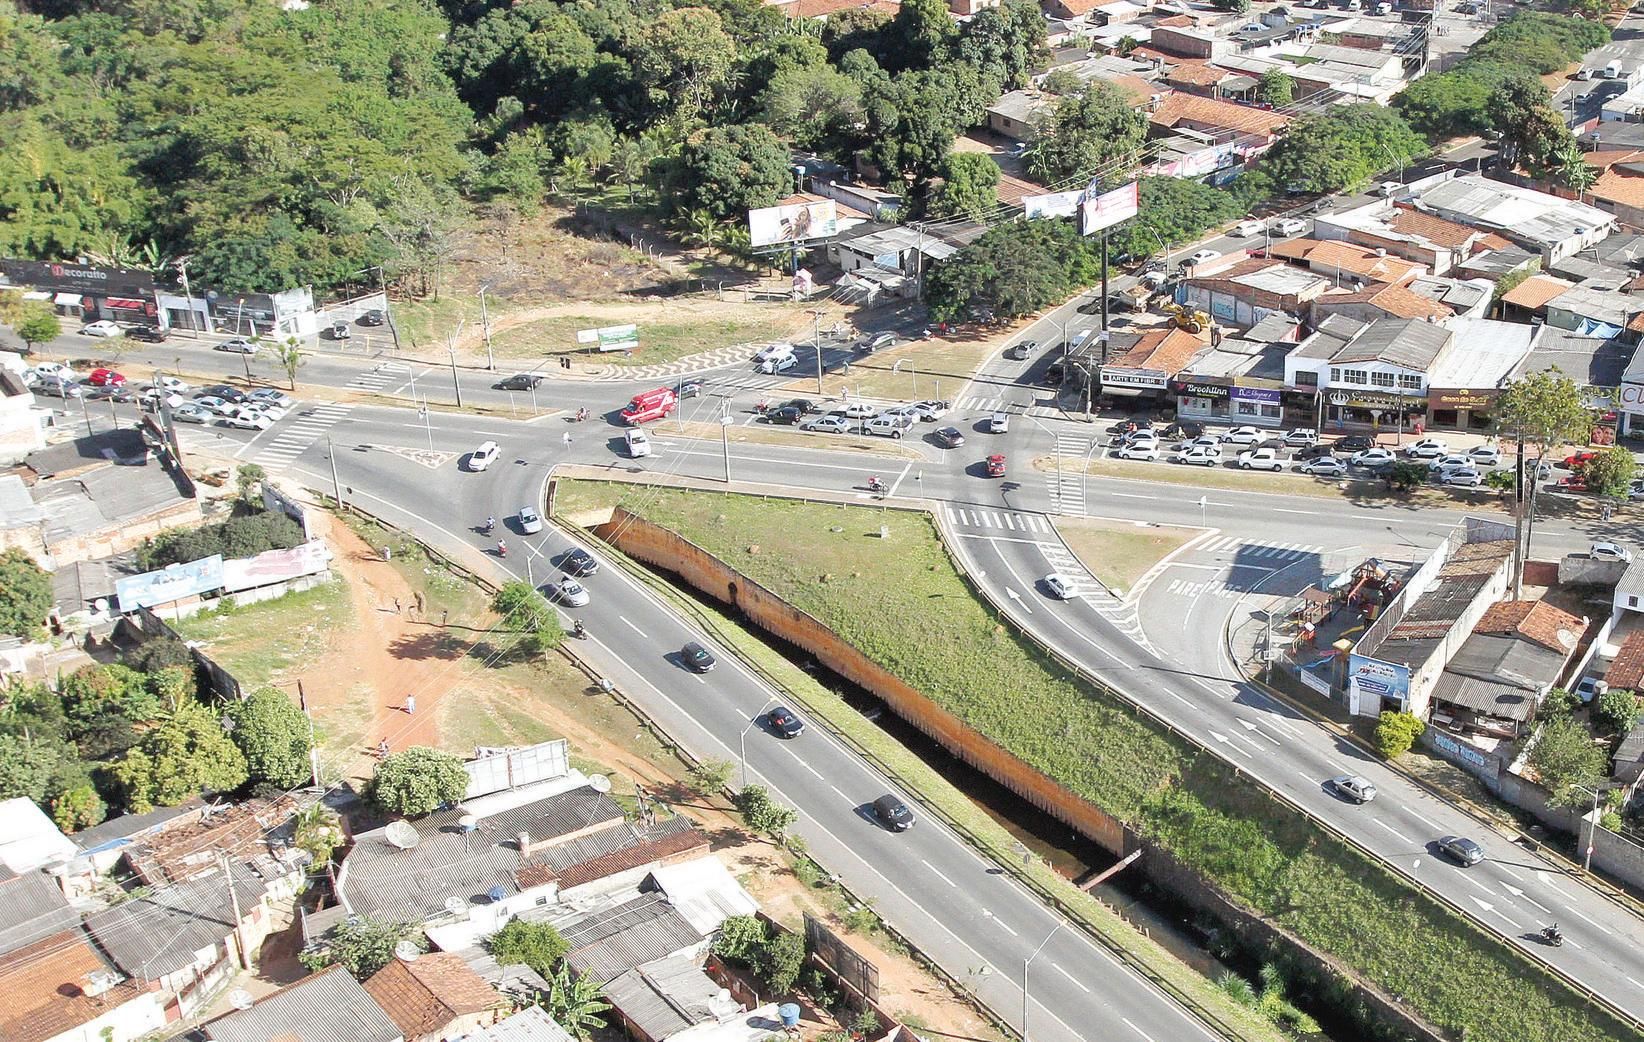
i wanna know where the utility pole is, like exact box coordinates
[177,258,201,338]
[479,285,495,371]
[298,680,320,788]
[715,394,733,484]
[448,344,463,408]
[810,308,825,396]
[220,853,250,970]
[326,436,344,509]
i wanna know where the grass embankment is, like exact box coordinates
[172,579,351,689]
[555,480,1640,1042]
[1053,517,1199,593]
[805,333,1007,403]
[490,315,772,366]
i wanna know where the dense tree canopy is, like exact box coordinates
[368,746,469,816]
[1258,105,1426,194]
[226,687,314,789]
[0,548,52,638]
[1025,81,1148,183]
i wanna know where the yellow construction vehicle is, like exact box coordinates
[1165,303,1211,334]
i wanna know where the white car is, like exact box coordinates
[140,387,187,410]
[1270,217,1307,236]
[1237,448,1284,471]
[1233,219,1264,237]
[1404,437,1450,459]
[1351,447,1395,467]
[1467,445,1501,467]
[1297,456,1347,477]
[911,400,949,421]
[171,403,212,424]
[760,353,798,375]
[625,427,652,457]
[551,577,591,607]
[1186,248,1221,266]
[1173,435,1220,454]
[245,400,287,421]
[840,402,878,419]
[1223,426,1265,446]
[153,375,191,394]
[802,414,850,433]
[988,411,1009,434]
[79,320,122,337]
[1174,447,1219,467]
[1592,541,1634,564]
[1043,574,1080,600]
[195,395,239,416]
[753,342,794,362]
[29,362,73,380]
[518,506,543,534]
[1283,428,1318,447]
[215,338,258,355]
[864,416,910,439]
[1113,444,1158,461]
[468,440,501,471]
[1123,429,1159,447]
[249,388,293,409]
[1427,454,1472,473]
[1439,467,1483,487]
[221,409,273,430]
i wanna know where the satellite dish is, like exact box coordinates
[228,989,255,1011]
[459,814,478,833]
[384,821,419,850]
[589,774,612,793]
[445,896,468,917]
[394,940,421,962]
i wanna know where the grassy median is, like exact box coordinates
[556,480,1640,1042]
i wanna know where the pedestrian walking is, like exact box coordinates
[393,597,402,614]
[562,431,572,448]
[405,694,416,715]
[441,608,449,627]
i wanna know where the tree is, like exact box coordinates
[886,0,956,72]
[0,733,63,803]
[293,803,344,866]
[1594,689,1640,736]
[1258,105,1425,194]
[1257,69,1294,107]
[764,930,806,993]
[688,758,734,795]
[299,916,423,979]
[1549,137,1597,193]
[1374,711,1425,759]
[546,961,611,1040]
[631,7,736,119]
[1107,176,1242,262]
[955,0,1047,90]
[14,304,61,353]
[1214,0,1251,10]
[488,919,569,977]
[60,664,160,730]
[925,218,1103,323]
[1387,461,1429,491]
[225,687,313,789]
[659,124,791,221]
[735,784,797,838]
[274,338,304,390]
[109,700,248,814]
[236,464,266,505]
[927,152,1001,220]
[0,548,52,638]
[1025,81,1147,183]
[712,915,768,963]
[1583,445,1637,499]
[491,580,564,657]
[1496,368,1591,575]
[367,746,469,816]
[758,64,864,152]
[1487,74,1574,177]
[1527,713,1608,808]
[51,784,105,832]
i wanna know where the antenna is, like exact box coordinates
[384,821,419,850]
[588,774,612,793]
[228,989,255,1011]
[445,896,468,918]
[394,940,421,962]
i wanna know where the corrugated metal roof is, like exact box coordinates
[602,956,721,1040]
[202,965,401,1042]
[86,870,267,980]
[0,871,80,959]
[1331,317,1452,369]
[461,1006,575,1042]
[563,892,705,985]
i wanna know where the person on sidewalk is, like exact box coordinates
[405,694,416,715]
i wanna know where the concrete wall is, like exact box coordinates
[596,508,1451,1042]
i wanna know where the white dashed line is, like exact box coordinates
[1053,963,1091,992]
[921,859,958,888]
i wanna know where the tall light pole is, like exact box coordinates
[809,307,826,396]
[713,393,734,484]
[740,697,780,787]
[893,359,917,400]
[1380,143,1404,185]
[479,284,495,371]
[1143,225,1169,269]
[1022,919,1067,1042]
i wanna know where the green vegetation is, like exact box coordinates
[487,919,570,978]
[171,578,351,689]
[689,757,735,795]
[137,510,304,570]
[1024,80,1148,183]
[712,914,806,995]
[299,916,424,979]
[0,548,53,638]
[1253,104,1427,196]
[491,580,565,658]
[1374,711,1426,759]
[735,784,798,839]
[563,482,1637,1042]
[225,687,315,789]
[1583,446,1637,500]
[366,746,469,816]
[1595,689,1640,737]
[1528,712,1610,809]
[545,961,611,1040]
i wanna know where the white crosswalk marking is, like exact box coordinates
[251,402,357,470]
[344,361,410,393]
[1046,434,1092,517]
[1196,536,1325,560]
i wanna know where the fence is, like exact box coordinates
[125,606,243,701]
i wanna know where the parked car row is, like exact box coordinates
[1107,423,1507,484]
[790,398,952,441]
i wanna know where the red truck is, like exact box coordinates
[621,387,678,425]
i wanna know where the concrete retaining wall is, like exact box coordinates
[596,507,1448,1042]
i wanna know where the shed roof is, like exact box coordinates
[603,956,725,1040]
[85,870,266,980]
[203,965,401,1042]
[1500,274,1575,311]
[1149,92,1290,137]
[1330,317,1452,369]
[364,951,505,1039]
[1474,599,1584,655]
[1317,282,1453,321]
[562,892,706,985]
[0,928,152,1042]
[0,870,80,959]
[458,1006,575,1042]
[1605,625,1644,692]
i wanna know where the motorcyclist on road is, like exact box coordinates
[484,516,495,534]
[576,406,588,422]
[573,620,586,639]
[1542,923,1563,945]
[497,540,508,557]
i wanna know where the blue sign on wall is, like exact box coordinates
[116,555,225,611]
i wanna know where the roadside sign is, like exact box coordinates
[577,324,639,352]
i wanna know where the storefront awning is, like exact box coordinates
[54,292,83,306]
[105,297,148,310]
[21,291,50,301]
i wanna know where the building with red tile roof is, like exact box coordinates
[1268,238,1426,286]
[1149,91,1290,141]
[365,951,508,1042]
[0,929,162,1042]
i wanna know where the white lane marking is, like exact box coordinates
[921,859,958,888]
[986,911,1019,937]
[1122,1017,1158,1042]
[1566,907,1609,933]
[828,784,850,800]
[1110,492,1158,500]
[1373,820,1412,844]
[1404,807,1441,830]
[619,616,647,637]
[1053,963,1091,992]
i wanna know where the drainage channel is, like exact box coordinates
[662,580,1366,1042]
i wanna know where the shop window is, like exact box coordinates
[1328,367,1340,383]
[1295,371,1318,387]
[1234,400,1282,420]
[1398,373,1422,390]
[1370,371,1394,388]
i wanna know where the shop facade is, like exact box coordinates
[1426,387,1498,431]
[0,259,158,324]
[1173,379,1285,426]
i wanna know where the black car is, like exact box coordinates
[1161,421,1202,439]
[765,406,803,425]
[1334,435,1375,453]
[677,380,702,399]
[497,373,544,391]
[682,641,716,672]
[359,309,385,326]
[559,547,600,577]
[127,324,170,343]
[777,398,817,416]
[768,706,804,738]
[1437,835,1485,867]
[197,385,247,403]
[1294,442,1337,461]
[85,384,136,402]
[871,794,914,832]
[934,426,965,449]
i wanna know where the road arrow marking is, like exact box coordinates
[1238,719,1281,746]
[1004,588,1033,614]
[1468,897,1519,930]
[1501,883,1550,914]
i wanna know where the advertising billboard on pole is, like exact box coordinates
[576,324,639,352]
[1078,181,1139,236]
[1023,190,1083,220]
[748,200,839,248]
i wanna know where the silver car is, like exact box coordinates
[551,577,590,607]
[1327,775,1377,803]
[518,506,543,534]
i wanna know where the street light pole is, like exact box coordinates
[479,284,495,371]
[740,698,779,787]
[1022,920,1067,1042]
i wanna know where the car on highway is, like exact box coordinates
[625,427,652,457]
[1591,541,1634,564]
[1174,446,1219,467]
[1043,573,1079,599]
[467,440,501,471]
[550,577,590,607]
[1113,443,1157,461]
[1426,453,1472,473]
[764,405,803,426]
[1326,775,1377,803]
[1557,474,1589,493]
[1404,437,1450,459]
[871,794,915,832]
[986,453,1007,477]
[560,547,600,576]
[1123,427,1158,446]
[171,403,212,424]
[677,380,702,399]
[1436,834,1486,867]
[1171,435,1220,455]
[1467,445,1501,467]
[1237,448,1284,471]
[139,387,186,410]
[221,408,273,430]
[1334,434,1376,453]
[1185,248,1221,266]
[1297,456,1347,477]
[1440,468,1483,487]
[248,388,293,409]
[518,506,543,534]
[215,338,257,354]
[802,414,851,434]
[29,362,73,381]
[987,411,1009,433]
[1350,447,1395,467]
[496,373,544,391]
[193,396,237,416]
[768,706,804,738]
[329,321,351,340]
[79,320,122,337]
[1232,219,1264,236]
[1005,341,1034,360]
[776,398,819,416]
[153,375,191,394]
[753,342,794,362]
[1270,217,1307,236]
[245,398,288,422]
[1293,441,1337,461]
[36,377,84,398]
[1560,449,1599,471]
[1283,428,1318,447]
[911,400,949,421]
[934,426,965,448]
[360,309,385,326]
[85,383,137,402]
[86,368,127,387]
[681,641,716,673]
[126,324,169,343]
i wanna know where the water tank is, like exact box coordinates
[778,1003,802,1029]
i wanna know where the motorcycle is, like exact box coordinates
[572,620,587,639]
[483,517,495,535]
[1540,925,1564,947]
[497,541,508,558]
[867,478,888,495]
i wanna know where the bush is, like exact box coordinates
[1374,711,1425,759]
[488,919,569,977]
[299,916,422,979]
[764,930,806,994]
[688,758,734,795]
[735,785,797,838]
[127,636,193,674]
[1527,714,1608,808]
[367,746,469,816]
[138,511,303,569]
[1593,688,1639,736]
[0,548,53,638]
[225,687,314,788]
[712,914,768,963]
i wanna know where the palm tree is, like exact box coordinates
[275,337,304,391]
[1550,139,1596,196]
[681,208,723,252]
[546,962,610,1040]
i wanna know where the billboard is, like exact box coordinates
[576,323,639,352]
[1023,190,1083,220]
[1078,181,1139,237]
[748,200,839,248]
[1347,653,1410,715]
[221,541,332,593]
[116,555,225,611]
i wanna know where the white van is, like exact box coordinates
[1605,61,1622,79]
[625,427,652,458]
